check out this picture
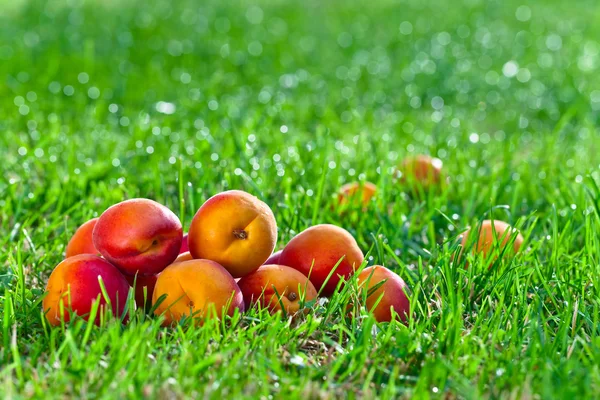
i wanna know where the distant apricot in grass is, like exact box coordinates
[337,181,377,208]
[396,155,444,191]
[460,219,524,264]
[357,266,410,323]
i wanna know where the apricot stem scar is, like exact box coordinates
[287,292,298,301]
[233,229,248,240]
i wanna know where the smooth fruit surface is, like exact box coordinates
[357,266,410,323]
[180,233,189,254]
[43,254,130,326]
[93,198,182,276]
[65,218,99,258]
[237,264,317,314]
[173,251,193,264]
[461,219,524,261]
[279,224,364,296]
[152,259,244,324]
[188,190,277,278]
[337,182,377,207]
[264,250,282,265]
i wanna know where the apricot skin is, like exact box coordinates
[357,266,410,323]
[125,274,158,310]
[43,254,130,326]
[337,182,377,207]
[460,220,524,262]
[180,233,189,254]
[93,198,183,276]
[173,251,193,264]
[237,264,317,314]
[397,155,444,189]
[279,224,364,297]
[264,250,282,265]
[152,259,244,324]
[188,190,277,278]
[65,218,99,258]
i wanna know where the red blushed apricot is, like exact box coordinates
[180,233,189,254]
[153,259,244,324]
[279,224,364,297]
[43,255,130,326]
[188,190,277,278]
[460,220,524,263]
[237,264,317,314]
[125,274,158,310]
[396,155,444,190]
[65,218,100,258]
[93,199,182,276]
[264,250,282,265]
[337,182,377,208]
[357,266,410,323]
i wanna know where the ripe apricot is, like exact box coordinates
[65,218,99,258]
[152,259,244,324]
[93,198,182,276]
[43,254,130,326]
[237,264,317,314]
[396,155,444,190]
[337,181,377,208]
[279,224,364,296]
[357,266,410,323]
[460,219,524,263]
[188,190,277,278]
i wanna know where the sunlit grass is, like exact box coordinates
[1,0,600,397]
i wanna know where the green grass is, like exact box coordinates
[1,0,600,397]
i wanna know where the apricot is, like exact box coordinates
[337,181,377,208]
[188,190,277,278]
[396,155,444,190]
[152,259,244,324]
[43,254,130,326]
[180,233,189,254]
[93,198,182,276]
[125,274,158,310]
[264,250,282,265]
[237,264,317,314]
[65,218,99,258]
[279,224,364,296]
[460,219,524,263]
[357,266,410,323]
[173,251,193,264]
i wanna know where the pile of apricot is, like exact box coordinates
[43,155,524,326]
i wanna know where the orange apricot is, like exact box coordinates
[43,254,130,326]
[65,218,100,258]
[337,181,377,208]
[152,259,244,324]
[237,264,317,314]
[279,224,364,296]
[93,198,182,276]
[173,251,193,264]
[396,155,444,190]
[357,266,410,323]
[188,190,277,278]
[460,219,524,263]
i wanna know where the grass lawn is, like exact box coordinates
[2,0,600,398]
